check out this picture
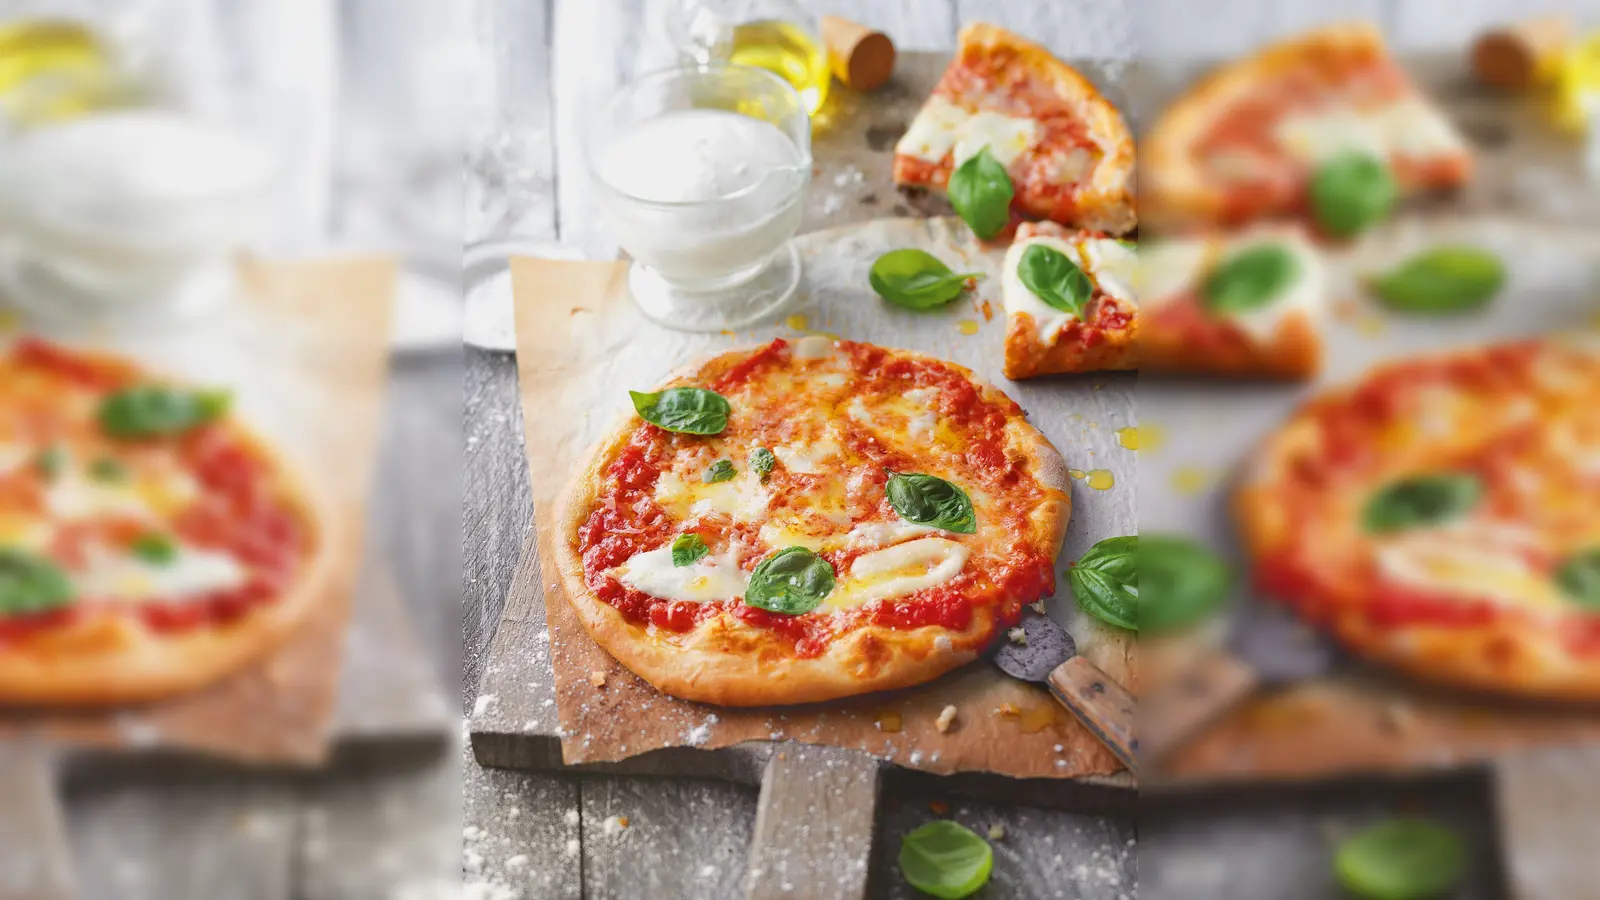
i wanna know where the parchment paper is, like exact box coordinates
[1146,217,1600,784]
[0,257,395,766]
[511,217,1135,779]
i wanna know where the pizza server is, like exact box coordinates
[991,608,1138,774]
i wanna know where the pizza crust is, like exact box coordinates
[554,342,1071,706]
[894,23,1136,235]
[0,429,335,706]
[1142,307,1321,378]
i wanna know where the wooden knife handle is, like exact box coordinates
[1139,651,1260,766]
[1047,657,1138,775]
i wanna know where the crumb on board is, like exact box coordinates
[988,823,1006,841]
[995,703,1021,718]
[602,815,630,837]
[1028,599,1046,614]
[588,670,607,688]
[934,704,958,734]
[1008,626,1027,646]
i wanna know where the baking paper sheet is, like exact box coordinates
[512,217,1135,779]
[0,258,394,765]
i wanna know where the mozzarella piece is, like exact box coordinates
[1079,239,1137,306]
[771,434,840,475]
[1274,99,1466,166]
[614,543,749,603]
[827,537,970,609]
[74,543,248,604]
[791,335,835,361]
[1136,239,1211,307]
[895,97,1040,168]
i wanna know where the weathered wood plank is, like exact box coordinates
[1494,745,1600,900]
[464,743,583,900]
[579,776,758,900]
[747,746,881,900]
[0,746,73,900]
[64,772,297,900]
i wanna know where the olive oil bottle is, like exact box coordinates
[0,18,112,123]
[728,18,830,116]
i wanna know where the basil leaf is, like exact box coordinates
[1201,244,1298,315]
[1140,534,1232,633]
[89,457,128,482]
[629,387,730,435]
[1335,820,1465,900]
[34,446,64,480]
[898,820,993,900]
[947,147,1014,240]
[744,547,835,615]
[704,459,736,483]
[1555,548,1600,609]
[868,249,981,310]
[1309,152,1396,238]
[1362,473,1482,535]
[749,447,776,482]
[0,548,74,616]
[99,385,231,439]
[1371,246,1505,314]
[886,472,976,534]
[1070,535,1139,631]
[670,533,709,568]
[131,533,178,565]
[1018,244,1093,317]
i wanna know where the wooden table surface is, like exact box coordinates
[460,1,1600,898]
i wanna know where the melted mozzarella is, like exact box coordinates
[1274,99,1466,166]
[74,543,248,604]
[896,97,1040,168]
[1136,239,1211,307]
[654,469,770,522]
[46,472,155,522]
[1080,239,1137,306]
[1375,523,1567,611]
[771,433,840,475]
[844,519,939,549]
[614,542,749,603]
[826,537,970,609]
[902,388,940,442]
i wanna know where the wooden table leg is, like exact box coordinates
[746,745,881,900]
[0,744,73,900]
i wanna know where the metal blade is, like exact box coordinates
[992,608,1076,684]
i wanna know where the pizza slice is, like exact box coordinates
[1140,226,1326,379]
[1000,221,1137,379]
[894,22,1136,236]
[0,339,330,706]
[1144,22,1472,232]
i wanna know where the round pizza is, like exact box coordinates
[0,339,330,706]
[555,337,1071,706]
[1238,337,1600,698]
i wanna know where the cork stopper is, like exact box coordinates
[1473,16,1572,91]
[821,15,896,92]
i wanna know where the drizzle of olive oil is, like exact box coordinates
[873,709,903,733]
[0,20,111,122]
[730,19,830,116]
[1085,469,1115,490]
[785,313,809,330]
[1016,703,1061,734]
[956,319,980,335]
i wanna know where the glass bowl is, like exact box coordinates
[586,63,811,332]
